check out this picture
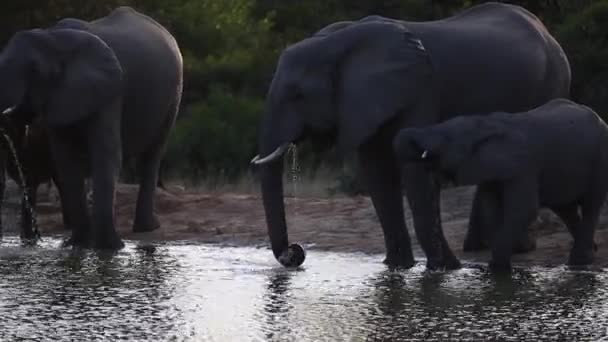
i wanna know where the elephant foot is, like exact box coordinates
[133,215,160,233]
[383,253,415,269]
[62,233,92,249]
[463,235,489,252]
[512,234,536,254]
[426,254,461,270]
[92,230,125,250]
[567,249,594,266]
[488,259,512,273]
[21,225,39,243]
[20,237,39,247]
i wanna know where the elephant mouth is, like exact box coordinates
[251,143,290,165]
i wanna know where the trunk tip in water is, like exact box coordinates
[277,243,306,267]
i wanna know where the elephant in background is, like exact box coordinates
[251,2,570,268]
[0,6,183,249]
[394,99,608,270]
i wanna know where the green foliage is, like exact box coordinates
[557,0,608,116]
[2,0,608,192]
[164,87,263,179]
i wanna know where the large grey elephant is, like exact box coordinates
[393,99,608,270]
[251,2,571,268]
[0,7,183,249]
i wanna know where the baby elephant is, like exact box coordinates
[393,99,608,270]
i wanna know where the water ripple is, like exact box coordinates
[0,236,607,341]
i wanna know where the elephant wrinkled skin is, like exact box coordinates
[253,2,571,268]
[0,7,183,249]
[394,99,608,270]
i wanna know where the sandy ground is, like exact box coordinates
[5,182,608,268]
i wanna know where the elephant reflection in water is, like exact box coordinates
[361,268,601,341]
[262,271,295,340]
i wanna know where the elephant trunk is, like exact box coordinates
[258,140,305,268]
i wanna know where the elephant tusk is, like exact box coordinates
[421,150,428,159]
[251,144,290,165]
[2,106,15,115]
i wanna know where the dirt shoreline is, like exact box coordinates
[5,182,608,268]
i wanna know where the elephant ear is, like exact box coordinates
[459,122,530,184]
[334,22,433,151]
[26,28,123,127]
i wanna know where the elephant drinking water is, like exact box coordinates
[0,7,183,249]
[251,2,571,268]
[394,99,608,270]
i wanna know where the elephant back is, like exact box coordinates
[88,7,183,157]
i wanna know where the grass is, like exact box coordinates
[162,164,349,198]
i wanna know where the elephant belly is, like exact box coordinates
[538,162,591,208]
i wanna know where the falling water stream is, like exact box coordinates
[0,128,39,241]
[288,143,300,216]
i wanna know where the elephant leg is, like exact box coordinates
[88,116,124,250]
[49,134,90,247]
[132,147,163,233]
[568,187,607,266]
[552,204,598,255]
[463,186,490,251]
[0,154,5,240]
[403,164,460,269]
[464,184,502,252]
[56,180,72,231]
[511,229,537,254]
[489,180,538,271]
[20,180,38,242]
[358,138,414,268]
[49,167,72,231]
[553,205,581,238]
[465,184,535,254]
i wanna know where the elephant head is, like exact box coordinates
[393,115,532,185]
[0,27,122,128]
[251,18,433,267]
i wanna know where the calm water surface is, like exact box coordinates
[0,236,607,341]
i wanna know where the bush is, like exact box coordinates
[556,0,608,117]
[164,87,263,180]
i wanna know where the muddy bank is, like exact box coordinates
[4,182,608,267]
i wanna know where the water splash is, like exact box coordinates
[0,127,40,243]
[286,143,300,230]
[288,144,300,197]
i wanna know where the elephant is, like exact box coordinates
[0,6,183,249]
[251,2,571,268]
[393,98,608,270]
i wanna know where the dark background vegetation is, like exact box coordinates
[0,0,606,192]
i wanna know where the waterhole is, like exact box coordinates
[1,236,607,341]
